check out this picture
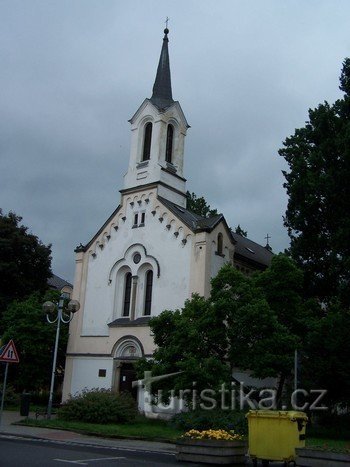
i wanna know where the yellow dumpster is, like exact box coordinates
[246,410,308,465]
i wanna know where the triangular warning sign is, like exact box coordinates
[0,339,19,363]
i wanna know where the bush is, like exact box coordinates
[307,412,350,440]
[0,384,20,406]
[170,408,248,435]
[58,389,138,424]
[30,391,61,407]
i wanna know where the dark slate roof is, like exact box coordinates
[158,196,224,232]
[48,274,73,290]
[150,28,174,110]
[159,196,273,268]
[158,196,235,246]
[231,232,274,268]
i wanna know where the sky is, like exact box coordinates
[1,0,350,282]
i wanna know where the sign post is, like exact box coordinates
[0,339,20,426]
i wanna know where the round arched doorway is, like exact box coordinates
[112,337,144,399]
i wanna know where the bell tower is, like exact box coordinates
[123,28,190,207]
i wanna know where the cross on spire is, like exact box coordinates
[264,234,273,252]
[165,17,169,29]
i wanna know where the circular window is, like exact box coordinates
[133,253,141,264]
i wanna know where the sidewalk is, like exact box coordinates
[0,411,175,454]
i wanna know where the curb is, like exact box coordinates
[0,428,176,454]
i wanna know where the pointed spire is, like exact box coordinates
[150,28,174,110]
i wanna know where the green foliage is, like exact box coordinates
[308,413,350,441]
[0,210,52,326]
[301,304,350,408]
[0,384,20,406]
[21,417,182,441]
[171,409,248,435]
[144,256,308,406]
[59,389,138,424]
[186,191,218,218]
[212,262,299,381]
[1,290,68,391]
[234,225,248,237]
[138,296,230,402]
[279,58,350,306]
[30,390,61,407]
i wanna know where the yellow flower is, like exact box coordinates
[182,428,244,441]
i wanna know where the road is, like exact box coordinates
[0,434,287,466]
[0,434,190,467]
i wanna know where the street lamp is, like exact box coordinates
[43,295,80,419]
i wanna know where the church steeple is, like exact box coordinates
[150,28,174,110]
[124,27,189,207]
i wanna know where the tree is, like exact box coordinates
[300,303,350,409]
[234,224,248,237]
[0,210,52,325]
[136,295,230,403]
[279,58,350,306]
[186,191,218,218]
[211,260,299,401]
[1,291,68,391]
[138,257,304,407]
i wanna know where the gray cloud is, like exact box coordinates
[1,0,349,281]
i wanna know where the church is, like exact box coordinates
[62,28,273,410]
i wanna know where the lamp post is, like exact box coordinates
[43,296,80,419]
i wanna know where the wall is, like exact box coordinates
[69,357,114,396]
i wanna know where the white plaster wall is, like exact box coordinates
[81,190,192,336]
[70,357,114,396]
[210,241,227,278]
[124,100,188,192]
[157,184,186,207]
[158,169,186,193]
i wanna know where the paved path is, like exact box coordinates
[0,411,175,454]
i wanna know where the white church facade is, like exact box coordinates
[62,29,273,410]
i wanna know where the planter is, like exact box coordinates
[176,438,247,465]
[296,447,350,466]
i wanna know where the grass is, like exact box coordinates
[19,416,182,442]
[18,417,350,452]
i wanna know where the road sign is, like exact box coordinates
[0,339,19,363]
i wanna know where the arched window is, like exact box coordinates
[217,233,223,255]
[123,272,132,317]
[144,270,153,316]
[142,122,152,161]
[165,124,174,163]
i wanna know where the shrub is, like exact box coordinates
[0,384,20,406]
[308,412,350,440]
[58,389,138,424]
[170,408,248,435]
[30,391,61,407]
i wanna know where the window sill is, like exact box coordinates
[166,162,177,173]
[215,252,225,258]
[137,161,149,169]
[108,317,151,327]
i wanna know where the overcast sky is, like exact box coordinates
[1,1,349,282]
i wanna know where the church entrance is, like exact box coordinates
[113,337,143,400]
[119,362,138,400]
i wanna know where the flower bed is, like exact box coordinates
[176,429,247,465]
